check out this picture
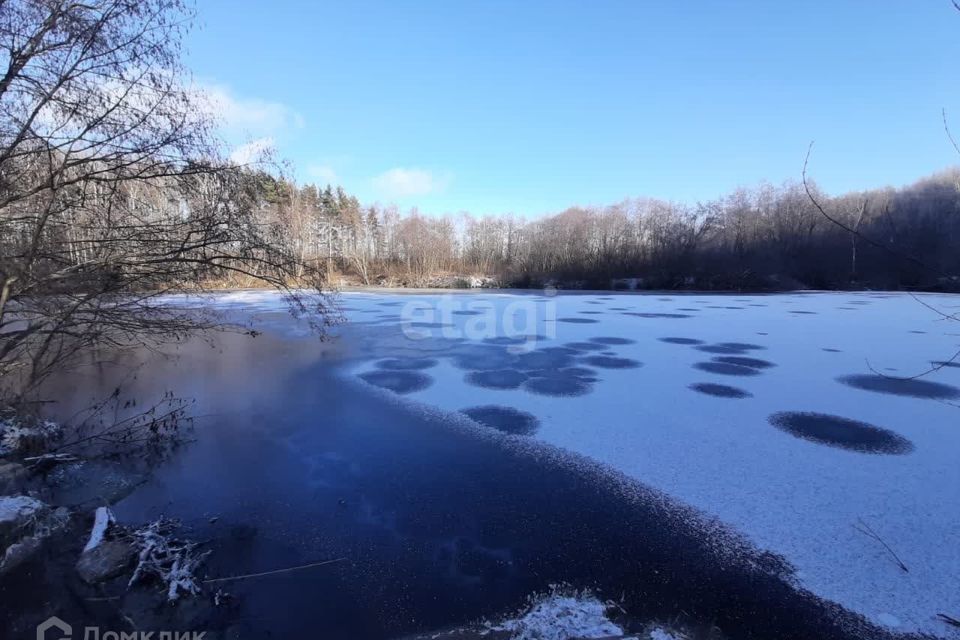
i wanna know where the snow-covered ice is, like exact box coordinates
[212,289,960,637]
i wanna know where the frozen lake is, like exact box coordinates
[28,289,960,639]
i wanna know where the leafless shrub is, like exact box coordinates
[127,517,209,602]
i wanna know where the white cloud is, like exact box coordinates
[371,168,450,198]
[306,164,339,185]
[196,81,303,137]
[229,137,275,165]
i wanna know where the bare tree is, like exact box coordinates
[0,0,331,405]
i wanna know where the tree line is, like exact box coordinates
[255,169,960,291]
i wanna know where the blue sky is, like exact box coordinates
[187,1,960,217]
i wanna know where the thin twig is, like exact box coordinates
[852,518,908,573]
[865,345,960,382]
[937,613,960,628]
[908,292,960,323]
[804,145,960,384]
[859,295,960,381]
[802,143,931,273]
[202,557,349,584]
[945,109,960,156]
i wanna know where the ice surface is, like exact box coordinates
[213,289,960,637]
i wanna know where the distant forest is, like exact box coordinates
[254,169,960,291]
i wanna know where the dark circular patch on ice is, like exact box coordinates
[564,341,608,351]
[523,376,593,397]
[466,369,528,390]
[375,358,438,371]
[908,330,926,334]
[452,310,484,316]
[693,362,762,376]
[790,311,818,315]
[822,348,842,353]
[689,383,753,399]
[677,307,700,312]
[483,335,547,346]
[408,321,453,329]
[583,355,641,369]
[769,412,913,455]
[557,365,597,377]
[558,317,600,324]
[359,370,432,394]
[378,301,403,307]
[579,310,604,315]
[837,374,960,399]
[608,307,630,311]
[713,356,775,369]
[718,342,765,351]
[516,347,577,370]
[589,336,636,345]
[623,312,692,319]
[528,366,597,381]
[659,337,703,345]
[697,342,766,355]
[451,345,516,370]
[461,406,539,436]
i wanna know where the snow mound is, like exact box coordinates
[83,506,116,552]
[647,629,681,640]
[0,416,61,455]
[0,495,46,526]
[490,591,624,639]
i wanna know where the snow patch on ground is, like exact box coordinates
[489,591,624,640]
[0,416,61,455]
[83,506,115,552]
[0,495,45,524]
[647,629,681,640]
